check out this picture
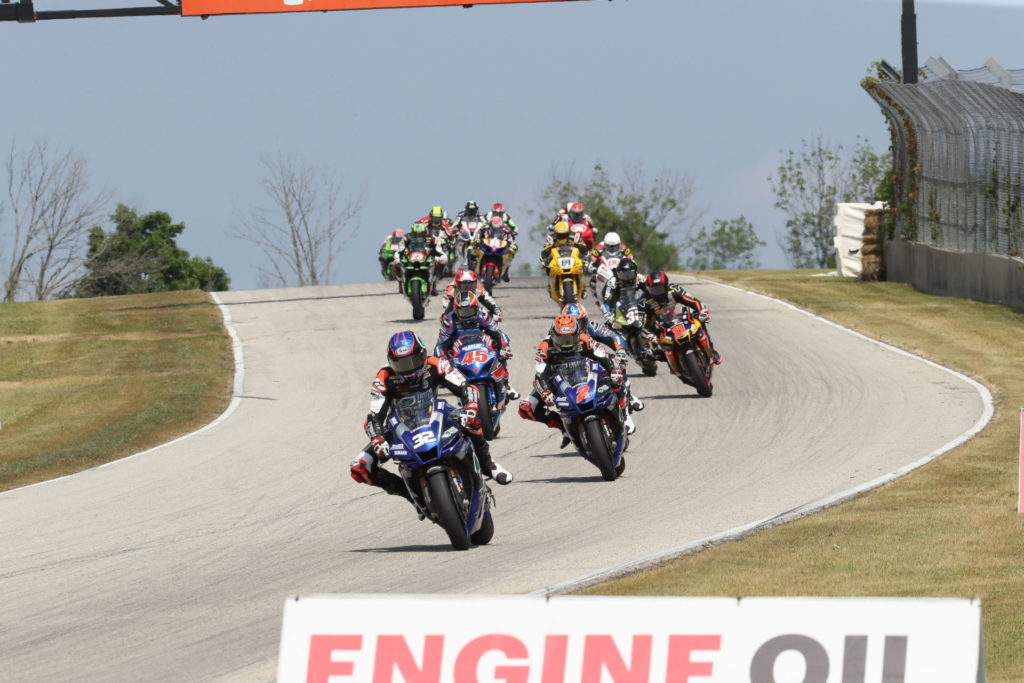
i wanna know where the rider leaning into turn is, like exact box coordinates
[599,257,642,321]
[518,314,632,448]
[639,271,721,365]
[350,331,513,502]
[435,291,520,401]
[561,302,644,413]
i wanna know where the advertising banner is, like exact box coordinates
[182,0,586,17]
[277,594,985,682]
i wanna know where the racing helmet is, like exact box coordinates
[552,221,571,240]
[410,222,428,237]
[645,271,670,302]
[561,302,589,331]
[455,269,479,293]
[568,202,585,224]
[453,291,480,324]
[492,202,505,215]
[464,200,479,217]
[394,228,403,237]
[603,232,621,248]
[387,331,428,381]
[614,258,638,284]
[549,314,581,354]
[429,206,445,227]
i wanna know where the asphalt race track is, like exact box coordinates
[0,276,987,682]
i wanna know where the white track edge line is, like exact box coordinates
[529,279,995,597]
[2,292,245,496]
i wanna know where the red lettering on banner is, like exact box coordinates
[581,635,653,682]
[373,635,444,683]
[454,634,529,683]
[541,635,569,683]
[665,635,720,680]
[306,635,361,683]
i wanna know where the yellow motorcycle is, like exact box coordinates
[546,243,586,306]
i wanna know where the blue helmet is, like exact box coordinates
[561,302,589,331]
[387,331,427,381]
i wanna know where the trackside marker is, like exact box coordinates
[1019,408,1023,514]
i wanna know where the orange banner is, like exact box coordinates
[182,0,586,17]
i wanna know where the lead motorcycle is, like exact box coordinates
[651,303,714,397]
[550,355,628,481]
[386,390,495,550]
[395,236,435,320]
[446,329,508,441]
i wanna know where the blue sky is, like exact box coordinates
[2,0,1021,290]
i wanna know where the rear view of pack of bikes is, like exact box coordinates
[363,201,721,550]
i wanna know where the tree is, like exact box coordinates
[76,204,229,297]
[234,152,361,288]
[532,163,703,271]
[684,216,765,270]
[768,134,889,269]
[2,140,110,301]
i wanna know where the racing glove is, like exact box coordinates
[460,401,482,434]
[609,369,625,387]
[350,456,372,484]
[370,435,390,462]
[518,400,535,421]
[698,307,710,323]
[541,390,557,410]
[499,347,513,360]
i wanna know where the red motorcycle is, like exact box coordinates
[651,303,714,397]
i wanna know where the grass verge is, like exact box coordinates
[0,290,233,492]
[581,270,1024,682]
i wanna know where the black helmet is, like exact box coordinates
[614,258,638,285]
[464,200,479,217]
[387,331,428,381]
[645,271,670,302]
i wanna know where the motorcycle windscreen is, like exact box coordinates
[392,390,433,429]
[182,0,588,17]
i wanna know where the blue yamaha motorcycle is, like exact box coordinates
[447,330,507,441]
[386,390,495,549]
[550,355,628,481]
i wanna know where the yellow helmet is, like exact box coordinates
[553,221,570,239]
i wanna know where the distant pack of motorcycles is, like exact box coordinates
[369,206,718,549]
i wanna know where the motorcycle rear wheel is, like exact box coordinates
[470,510,494,546]
[583,417,617,481]
[427,469,472,550]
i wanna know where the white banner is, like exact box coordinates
[277,594,983,682]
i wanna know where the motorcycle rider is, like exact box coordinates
[471,214,517,283]
[439,269,504,321]
[540,220,589,275]
[588,231,633,297]
[482,203,519,281]
[394,222,448,296]
[600,257,658,367]
[378,228,404,280]
[639,271,721,365]
[350,331,513,503]
[518,314,633,450]
[549,201,596,250]
[561,302,644,413]
[435,291,520,401]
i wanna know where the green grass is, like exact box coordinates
[0,290,233,491]
[582,270,1024,682]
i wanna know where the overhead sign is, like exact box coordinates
[277,594,986,682]
[181,0,588,17]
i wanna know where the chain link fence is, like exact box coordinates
[864,79,1024,257]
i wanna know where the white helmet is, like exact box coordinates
[604,232,621,248]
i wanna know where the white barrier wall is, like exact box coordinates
[834,202,884,278]
[277,594,984,682]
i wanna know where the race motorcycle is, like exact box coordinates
[447,329,508,441]
[651,303,714,397]
[546,243,586,306]
[472,227,512,294]
[396,237,435,320]
[386,390,495,549]
[455,219,485,272]
[379,240,401,281]
[610,286,658,376]
[549,355,628,481]
[590,250,622,302]
[569,221,596,251]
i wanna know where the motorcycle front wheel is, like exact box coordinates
[583,416,617,481]
[426,469,472,550]
[561,278,576,305]
[470,510,494,546]
[683,348,713,397]
[474,383,496,441]
[410,282,425,320]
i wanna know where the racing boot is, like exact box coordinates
[628,390,644,412]
[474,437,513,485]
[505,380,520,401]
[350,452,412,503]
[712,348,722,365]
[623,412,636,435]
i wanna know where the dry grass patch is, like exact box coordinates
[0,291,233,491]
[583,270,1024,682]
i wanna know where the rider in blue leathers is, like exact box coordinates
[562,302,644,413]
[435,291,520,401]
